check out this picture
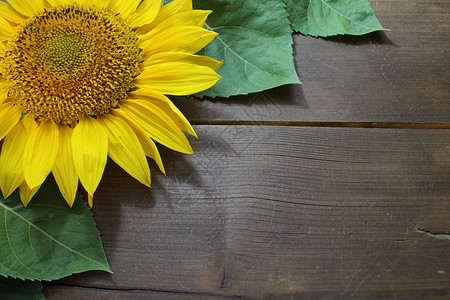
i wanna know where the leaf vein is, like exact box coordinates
[320,0,381,31]
[28,224,45,274]
[3,210,37,276]
[205,23,294,82]
[0,202,104,269]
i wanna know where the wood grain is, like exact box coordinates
[171,0,450,125]
[40,1,450,298]
[43,126,450,299]
[44,285,228,300]
[43,285,450,300]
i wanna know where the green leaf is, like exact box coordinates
[0,178,111,281]
[284,0,387,37]
[193,0,300,98]
[0,276,44,300]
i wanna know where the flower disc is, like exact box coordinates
[0,0,222,207]
[2,4,140,124]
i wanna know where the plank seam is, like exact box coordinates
[44,283,450,298]
[44,282,254,299]
[190,121,450,129]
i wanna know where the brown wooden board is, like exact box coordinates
[44,285,229,300]
[42,285,450,300]
[171,0,450,124]
[43,126,450,299]
[38,1,450,299]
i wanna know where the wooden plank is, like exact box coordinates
[43,285,450,300]
[43,285,229,300]
[171,0,450,124]
[43,126,450,299]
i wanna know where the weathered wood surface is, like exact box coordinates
[42,0,450,299]
[43,126,450,299]
[171,0,450,125]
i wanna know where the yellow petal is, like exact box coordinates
[111,108,165,175]
[127,0,161,28]
[0,83,8,105]
[162,9,210,28]
[109,0,141,20]
[71,115,108,197]
[20,113,38,133]
[137,0,192,35]
[141,52,222,71]
[128,87,197,137]
[0,104,22,141]
[0,15,15,41]
[23,119,59,189]
[138,9,210,43]
[47,0,75,6]
[19,181,40,207]
[98,0,112,7]
[88,193,93,208]
[140,26,217,59]
[0,2,26,24]
[89,0,111,7]
[74,0,96,6]
[52,124,79,207]
[0,42,6,57]
[7,0,46,17]
[0,121,27,198]
[118,100,193,154]
[151,0,192,25]
[98,114,151,187]
[134,62,221,95]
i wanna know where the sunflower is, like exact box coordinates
[0,0,221,207]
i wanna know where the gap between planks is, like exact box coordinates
[44,282,252,299]
[191,121,450,129]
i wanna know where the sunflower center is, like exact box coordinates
[36,27,90,76]
[2,4,140,124]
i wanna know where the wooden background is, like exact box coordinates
[44,0,450,299]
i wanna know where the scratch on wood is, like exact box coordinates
[414,223,450,240]
[219,268,226,289]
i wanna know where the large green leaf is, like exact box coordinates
[0,178,111,281]
[193,0,300,98]
[0,276,44,300]
[284,0,386,37]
